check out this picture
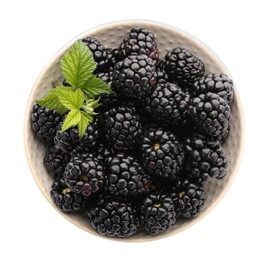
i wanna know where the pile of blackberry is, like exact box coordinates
[31,27,234,238]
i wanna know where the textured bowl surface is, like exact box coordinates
[24,20,244,242]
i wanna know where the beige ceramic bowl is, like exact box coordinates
[24,20,244,241]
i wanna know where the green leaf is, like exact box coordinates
[36,88,67,114]
[81,75,112,99]
[57,88,84,110]
[81,97,101,115]
[61,40,96,89]
[78,111,93,137]
[61,109,81,132]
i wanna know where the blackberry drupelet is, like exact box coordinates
[156,59,169,82]
[118,27,159,60]
[51,178,85,212]
[87,197,140,238]
[189,92,231,137]
[104,105,142,151]
[140,192,176,235]
[218,125,230,143]
[64,153,104,198]
[112,54,157,100]
[184,132,228,185]
[54,117,99,153]
[145,81,191,128]
[95,142,113,164]
[171,178,206,218]
[96,68,113,85]
[105,153,152,197]
[31,104,62,142]
[140,128,184,180]
[96,69,120,109]
[165,47,205,87]
[193,73,234,104]
[106,48,120,67]
[44,145,70,179]
[82,37,109,72]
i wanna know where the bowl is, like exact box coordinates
[24,20,244,241]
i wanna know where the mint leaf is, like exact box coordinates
[81,75,112,99]
[61,40,96,89]
[78,111,93,137]
[57,88,84,110]
[61,109,81,132]
[36,88,67,114]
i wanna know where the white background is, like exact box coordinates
[1,0,264,259]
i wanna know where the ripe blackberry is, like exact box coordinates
[140,128,184,180]
[105,154,152,197]
[118,27,159,60]
[64,153,104,198]
[189,92,231,137]
[54,117,99,153]
[184,132,228,185]
[165,47,205,87]
[193,73,234,104]
[44,145,70,179]
[140,192,176,235]
[171,178,206,218]
[104,106,142,151]
[82,37,109,72]
[96,69,120,109]
[31,104,62,142]
[145,81,191,128]
[112,54,157,100]
[51,178,85,212]
[87,197,140,238]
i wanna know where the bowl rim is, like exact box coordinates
[24,19,245,242]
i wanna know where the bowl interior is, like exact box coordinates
[24,21,244,242]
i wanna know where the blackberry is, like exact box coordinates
[112,54,157,100]
[193,73,234,104]
[184,132,228,185]
[31,104,62,142]
[171,178,206,218]
[104,106,142,151]
[51,178,84,212]
[118,27,159,60]
[64,153,104,198]
[44,145,70,179]
[140,192,176,235]
[82,37,109,72]
[189,92,231,137]
[87,198,140,238]
[105,154,152,197]
[145,81,191,128]
[140,128,184,180]
[96,69,120,109]
[165,47,205,87]
[54,117,99,153]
